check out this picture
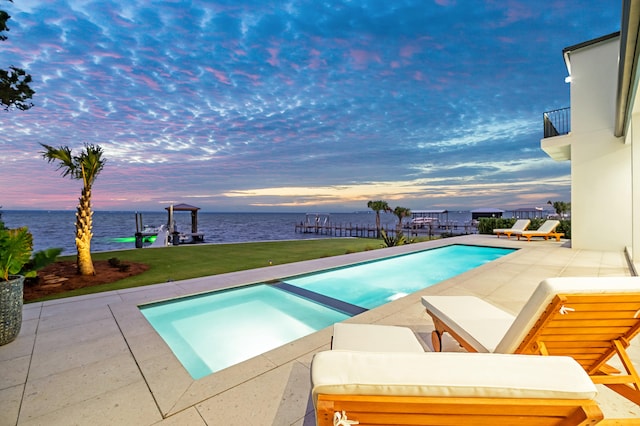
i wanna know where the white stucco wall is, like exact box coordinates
[568,36,632,251]
[629,85,640,265]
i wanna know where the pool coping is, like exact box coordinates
[110,238,520,417]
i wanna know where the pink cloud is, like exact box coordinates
[498,36,516,44]
[65,58,85,65]
[267,47,280,66]
[135,74,160,91]
[234,70,261,85]
[91,51,122,60]
[114,63,133,73]
[400,44,420,58]
[504,2,534,23]
[349,49,382,69]
[486,0,535,27]
[308,49,326,70]
[205,67,232,85]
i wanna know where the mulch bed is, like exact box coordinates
[24,260,149,302]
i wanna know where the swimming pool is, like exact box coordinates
[284,245,512,309]
[140,284,349,379]
[140,244,514,379]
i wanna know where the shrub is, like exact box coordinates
[380,229,407,247]
[557,220,572,239]
[0,219,60,281]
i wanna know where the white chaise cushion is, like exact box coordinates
[493,219,530,234]
[422,277,640,354]
[311,351,597,406]
[496,276,640,353]
[421,295,515,352]
[332,323,426,352]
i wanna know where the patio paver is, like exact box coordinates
[0,234,638,425]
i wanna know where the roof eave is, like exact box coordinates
[562,32,621,76]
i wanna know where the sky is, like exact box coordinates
[0,0,622,212]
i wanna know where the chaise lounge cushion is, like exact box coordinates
[493,219,530,237]
[421,295,515,352]
[421,276,640,353]
[331,323,426,352]
[496,276,640,353]
[311,351,598,405]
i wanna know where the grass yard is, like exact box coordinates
[38,238,384,300]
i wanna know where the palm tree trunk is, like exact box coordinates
[75,187,95,275]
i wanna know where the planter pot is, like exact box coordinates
[0,275,24,346]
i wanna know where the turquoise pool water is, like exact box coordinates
[140,244,514,379]
[285,245,513,309]
[140,284,349,379]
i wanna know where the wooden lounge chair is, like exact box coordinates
[516,219,564,241]
[493,219,530,238]
[311,351,603,425]
[422,277,640,405]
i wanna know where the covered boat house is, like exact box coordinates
[165,203,204,244]
[470,208,504,220]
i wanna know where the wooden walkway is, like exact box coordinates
[294,223,477,238]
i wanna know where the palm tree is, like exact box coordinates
[41,143,106,275]
[367,200,390,238]
[393,206,412,231]
[547,200,571,219]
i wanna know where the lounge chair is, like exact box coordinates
[311,350,603,425]
[422,277,640,405]
[493,219,530,238]
[516,219,564,241]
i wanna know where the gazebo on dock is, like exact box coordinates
[165,203,204,243]
[411,209,448,220]
[470,208,504,220]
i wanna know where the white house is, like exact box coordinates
[541,1,640,267]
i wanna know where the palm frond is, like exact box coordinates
[40,143,77,179]
[78,144,106,187]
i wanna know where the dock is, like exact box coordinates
[294,221,477,239]
[134,203,205,248]
[294,221,383,238]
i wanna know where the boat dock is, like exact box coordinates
[294,223,477,238]
[294,213,477,238]
[294,221,384,237]
[134,203,205,248]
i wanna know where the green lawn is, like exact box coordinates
[42,238,385,300]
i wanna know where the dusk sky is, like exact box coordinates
[0,1,621,212]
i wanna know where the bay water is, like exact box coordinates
[1,210,474,255]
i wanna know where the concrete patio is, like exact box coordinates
[1,234,639,425]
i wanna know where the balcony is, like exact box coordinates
[541,107,571,161]
[543,107,570,138]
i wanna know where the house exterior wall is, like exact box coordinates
[568,36,633,251]
[628,84,640,264]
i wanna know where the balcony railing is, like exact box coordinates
[543,107,570,138]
